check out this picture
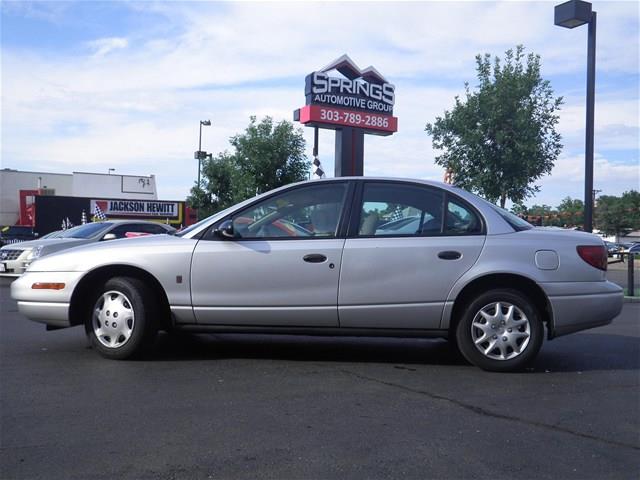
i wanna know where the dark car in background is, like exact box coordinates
[0,225,39,247]
[604,241,623,258]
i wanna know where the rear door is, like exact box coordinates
[338,181,486,329]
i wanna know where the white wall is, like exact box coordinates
[0,169,158,226]
[72,172,157,200]
[0,169,73,225]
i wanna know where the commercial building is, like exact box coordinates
[0,169,194,235]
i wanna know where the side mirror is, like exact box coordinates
[214,219,235,239]
[102,233,117,241]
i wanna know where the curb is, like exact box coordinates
[623,296,640,303]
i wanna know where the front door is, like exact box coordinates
[191,182,350,326]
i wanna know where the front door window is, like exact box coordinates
[231,183,347,239]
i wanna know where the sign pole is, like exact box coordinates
[334,127,364,176]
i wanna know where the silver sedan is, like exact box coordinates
[0,220,175,276]
[11,178,623,371]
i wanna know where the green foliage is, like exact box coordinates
[528,204,560,227]
[511,192,639,232]
[595,190,640,236]
[188,116,310,217]
[426,45,563,208]
[556,197,584,227]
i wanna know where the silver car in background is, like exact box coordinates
[11,178,623,371]
[0,220,175,275]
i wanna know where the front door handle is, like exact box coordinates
[303,253,327,263]
[438,250,462,260]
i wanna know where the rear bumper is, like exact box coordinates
[542,281,624,338]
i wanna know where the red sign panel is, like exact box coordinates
[298,105,397,135]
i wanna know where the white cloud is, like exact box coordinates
[1,0,638,207]
[86,37,129,58]
[535,152,639,205]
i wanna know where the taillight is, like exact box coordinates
[577,245,607,271]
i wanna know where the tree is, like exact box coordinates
[425,45,563,208]
[556,197,584,228]
[595,190,640,237]
[232,116,309,195]
[188,116,310,217]
[527,204,559,227]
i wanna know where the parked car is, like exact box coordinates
[39,230,64,239]
[623,243,640,256]
[604,241,623,258]
[11,178,623,371]
[0,220,175,275]
[0,225,39,247]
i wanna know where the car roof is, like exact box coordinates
[307,176,459,190]
[105,219,171,225]
[100,220,175,229]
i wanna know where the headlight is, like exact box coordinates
[26,246,44,260]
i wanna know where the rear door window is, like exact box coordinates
[357,183,444,237]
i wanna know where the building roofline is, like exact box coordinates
[0,168,72,177]
[72,171,155,178]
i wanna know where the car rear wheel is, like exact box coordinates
[455,289,543,372]
[86,277,158,359]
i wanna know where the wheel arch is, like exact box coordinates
[69,265,172,329]
[449,273,554,340]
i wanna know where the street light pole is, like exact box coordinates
[584,11,596,232]
[554,0,597,232]
[197,120,211,189]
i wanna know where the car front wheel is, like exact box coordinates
[86,277,158,359]
[455,289,543,372]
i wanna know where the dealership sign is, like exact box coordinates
[295,54,398,136]
[90,199,180,219]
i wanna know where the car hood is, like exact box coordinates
[26,234,195,272]
[0,237,86,251]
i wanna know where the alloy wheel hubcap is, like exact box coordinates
[92,290,135,349]
[471,301,531,361]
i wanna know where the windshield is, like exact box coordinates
[58,222,112,239]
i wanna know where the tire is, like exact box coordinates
[85,276,158,360]
[455,289,543,372]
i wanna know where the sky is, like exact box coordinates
[1,0,638,208]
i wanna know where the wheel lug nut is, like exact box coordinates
[508,328,512,333]
[502,336,507,341]
[112,322,117,328]
[493,335,498,339]
[491,324,496,329]
[113,312,118,318]
[106,311,110,316]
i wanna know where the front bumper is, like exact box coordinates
[0,257,28,275]
[11,271,85,328]
[16,301,70,327]
[542,280,624,338]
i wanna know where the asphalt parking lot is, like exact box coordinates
[1,276,638,480]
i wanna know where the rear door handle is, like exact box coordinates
[303,253,327,263]
[438,250,462,260]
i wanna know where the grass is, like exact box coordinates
[624,287,640,297]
